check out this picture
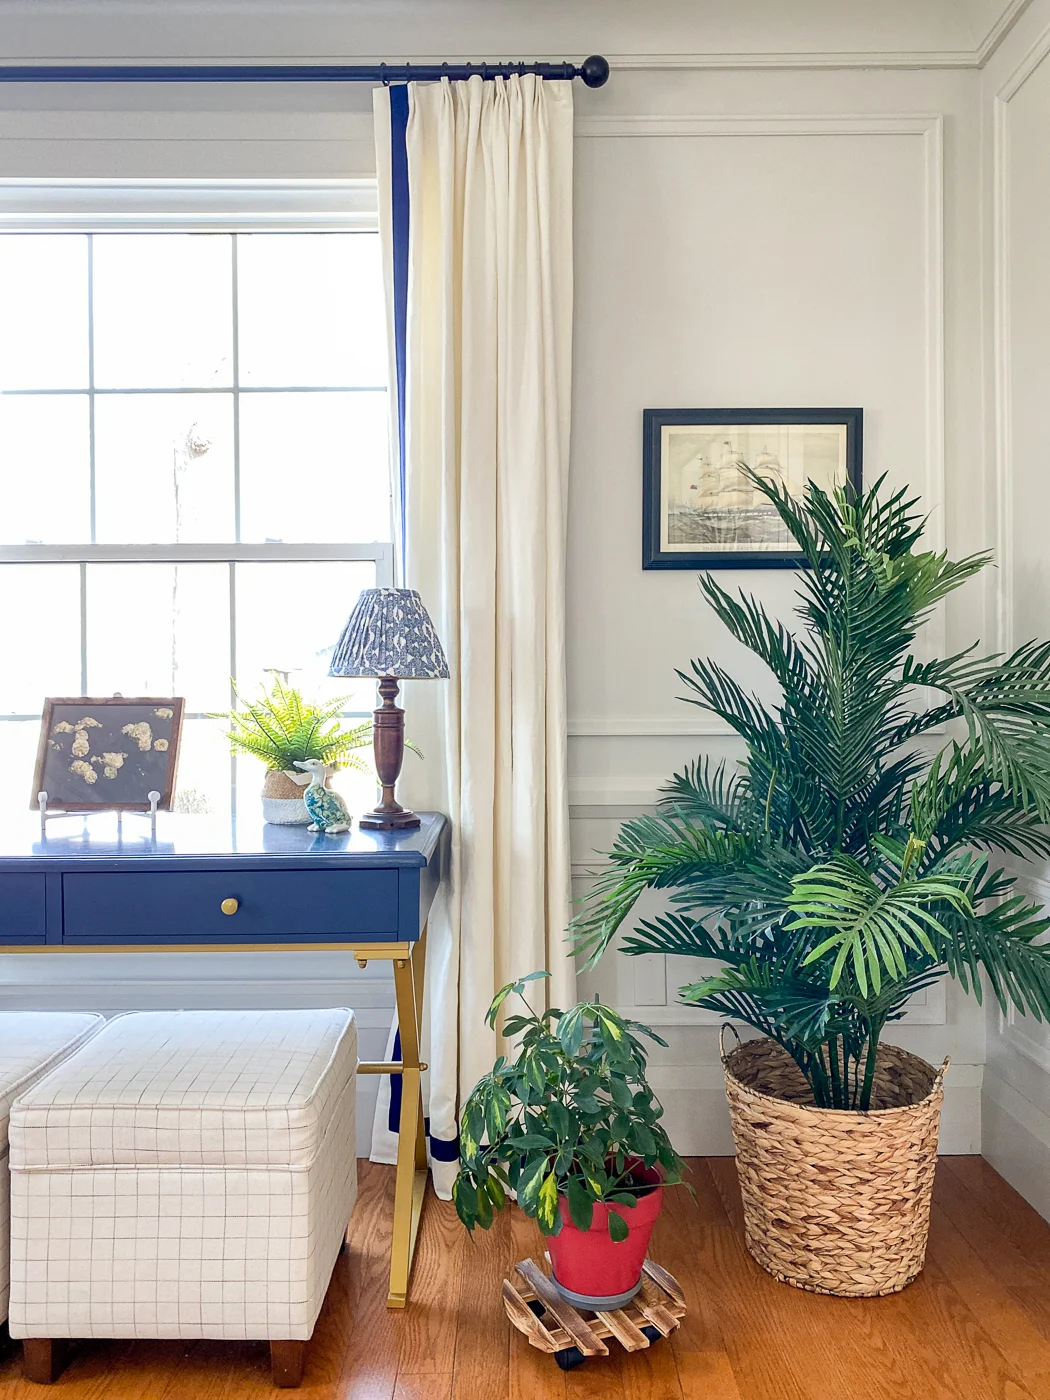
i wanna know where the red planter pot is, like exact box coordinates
[547,1166,664,1309]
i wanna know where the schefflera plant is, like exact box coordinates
[453,972,686,1240]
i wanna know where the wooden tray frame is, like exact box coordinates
[502,1256,685,1358]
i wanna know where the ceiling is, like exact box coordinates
[0,0,1032,69]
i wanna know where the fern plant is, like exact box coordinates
[216,678,373,773]
[572,471,1050,1112]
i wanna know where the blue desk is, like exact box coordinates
[0,809,448,1309]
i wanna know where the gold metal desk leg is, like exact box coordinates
[386,927,428,1309]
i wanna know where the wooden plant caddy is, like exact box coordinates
[502,1255,686,1371]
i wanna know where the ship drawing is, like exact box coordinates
[668,439,799,549]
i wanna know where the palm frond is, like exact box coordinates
[787,853,973,995]
[934,864,1050,1019]
[656,757,757,831]
[574,469,1050,1110]
[569,814,757,966]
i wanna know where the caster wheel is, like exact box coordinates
[641,1325,662,1344]
[555,1346,586,1371]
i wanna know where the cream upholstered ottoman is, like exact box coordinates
[8,1007,357,1388]
[0,1014,104,1331]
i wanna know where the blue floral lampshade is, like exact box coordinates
[329,588,449,680]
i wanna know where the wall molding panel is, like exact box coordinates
[977,0,1037,64]
[993,868,1050,1075]
[569,776,672,806]
[568,715,732,737]
[571,111,945,755]
[577,113,946,139]
[992,20,1050,653]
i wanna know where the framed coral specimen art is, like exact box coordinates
[642,407,863,569]
[32,697,185,811]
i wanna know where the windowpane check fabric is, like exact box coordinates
[11,1008,357,1169]
[0,1012,105,1324]
[8,1008,358,1342]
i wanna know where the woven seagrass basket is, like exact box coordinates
[721,1029,948,1298]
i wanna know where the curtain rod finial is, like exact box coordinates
[579,55,610,88]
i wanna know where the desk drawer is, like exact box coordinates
[0,874,46,945]
[62,869,399,944]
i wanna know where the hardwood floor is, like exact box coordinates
[2,1157,1050,1398]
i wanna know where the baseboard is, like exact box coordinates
[982,1071,1050,1223]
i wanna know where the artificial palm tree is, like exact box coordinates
[573,471,1050,1111]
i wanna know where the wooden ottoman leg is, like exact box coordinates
[22,1339,68,1384]
[270,1340,305,1388]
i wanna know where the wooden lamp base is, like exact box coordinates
[359,808,421,831]
[359,677,421,831]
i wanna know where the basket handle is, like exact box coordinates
[934,1056,950,1091]
[719,1022,742,1065]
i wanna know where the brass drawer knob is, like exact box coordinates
[220,898,239,916]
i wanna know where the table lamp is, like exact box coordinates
[329,588,449,830]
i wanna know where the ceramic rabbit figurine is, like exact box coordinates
[292,759,352,834]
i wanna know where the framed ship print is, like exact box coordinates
[642,407,863,569]
[32,697,184,811]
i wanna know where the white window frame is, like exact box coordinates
[0,181,393,807]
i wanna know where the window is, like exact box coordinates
[0,184,392,817]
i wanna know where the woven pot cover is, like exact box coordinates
[722,1034,948,1297]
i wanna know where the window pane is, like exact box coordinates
[175,718,231,818]
[92,234,233,388]
[0,234,88,390]
[0,720,42,806]
[0,565,81,713]
[234,560,376,713]
[0,396,90,543]
[94,394,235,543]
[237,233,386,387]
[86,562,230,712]
[239,392,390,543]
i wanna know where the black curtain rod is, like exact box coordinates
[0,55,610,87]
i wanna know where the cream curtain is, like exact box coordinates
[372,74,576,1197]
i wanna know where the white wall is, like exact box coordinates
[568,65,988,1155]
[0,0,1016,1157]
[979,0,1050,1217]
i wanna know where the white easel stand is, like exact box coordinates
[38,790,162,842]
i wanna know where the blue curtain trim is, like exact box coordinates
[386,1028,461,1163]
[389,83,410,570]
[387,1027,403,1131]
[384,92,456,1168]
[429,1132,461,1163]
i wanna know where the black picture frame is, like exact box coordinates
[32,697,185,812]
[642,407,863,569]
